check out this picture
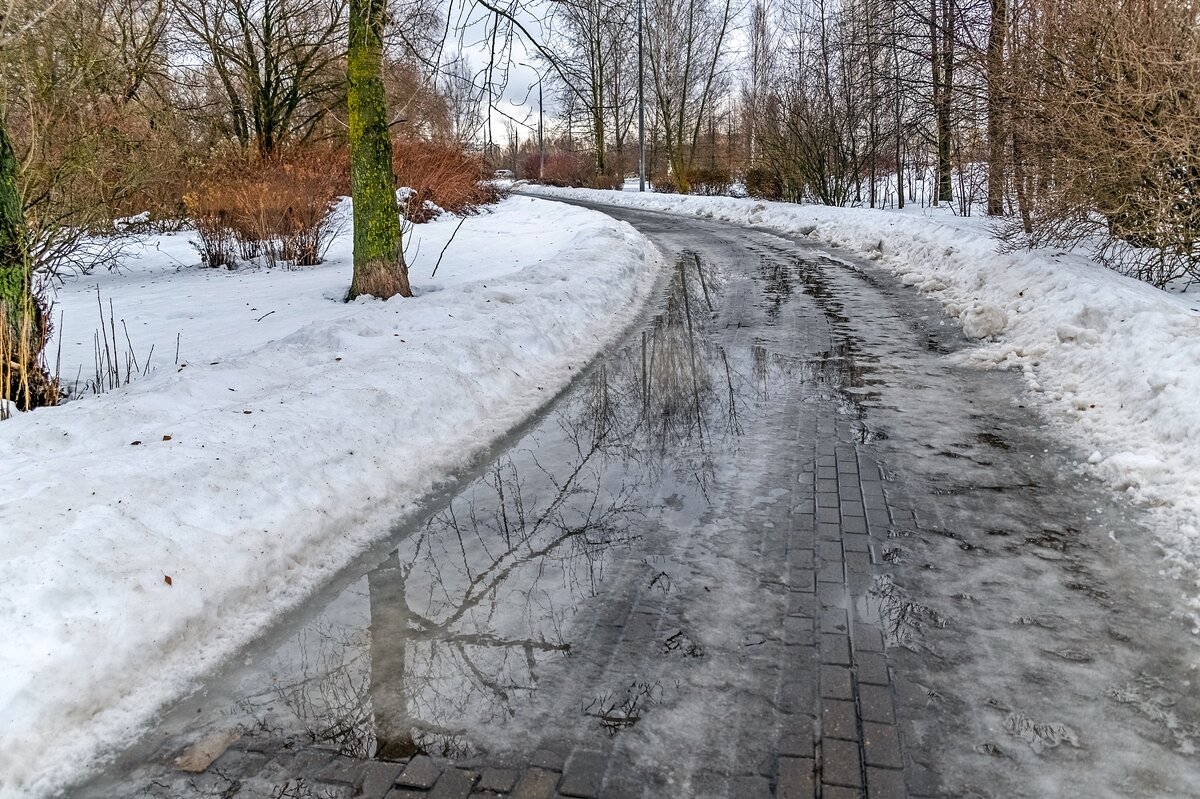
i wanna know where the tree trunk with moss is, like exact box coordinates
[346,0,411,300]
[0,116,54,411]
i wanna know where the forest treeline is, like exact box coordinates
[532,0,1200,289]
[0,0,1195,410]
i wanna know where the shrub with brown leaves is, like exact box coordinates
[522,151,593,188]
[184,147,347,268]
[392,139,491,222]
[590,172,623,190]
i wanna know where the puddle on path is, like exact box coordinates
[85,241,844,796]
[79,208,1200,799]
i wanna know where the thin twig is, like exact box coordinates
[431,216,468,278]
[121,319,140,373]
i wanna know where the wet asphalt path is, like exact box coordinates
[84,201,1200,799]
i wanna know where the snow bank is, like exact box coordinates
[526,185,1200,622]
[0,196,665,798]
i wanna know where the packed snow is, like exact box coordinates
[525,184,1200,625]
[0,196,665,799]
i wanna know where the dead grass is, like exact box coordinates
[0,297,58,417]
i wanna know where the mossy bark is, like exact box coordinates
[0,116,55,410]
[346,0,411,300]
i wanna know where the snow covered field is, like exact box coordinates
[526,185,1200,626]
[0,196,665,799]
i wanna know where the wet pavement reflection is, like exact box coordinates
[82,203,1200,799]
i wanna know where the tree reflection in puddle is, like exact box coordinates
[582,681,665,736]
[106,245,840,795]
[228,251,767,760]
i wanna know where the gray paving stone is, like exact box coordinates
[477,767,519,793]
[843,534,871,553]
[818,563,844,584]
[817,507,841,524]
[855,627,886,654]
[558,750,606,797]
[844,551,873,575]
[867,767,907,799]
[312,756,363,786]
[856,651,890,684]
[817,492,840,509]
[863,723,904,769]
[775,756,815,799]
[384,790,430,799]
[818,582,845,607]
[821,608,849,633]
[601,767,652,799]
[780,678,817,714]
[865,509,890,528]
[818,540,844,561]
[824,787,865,799]
[789,548,816,569]
[822,699,859,740]
[359,761,407,797]
[311,782,356,799]
[821,634,852,666]
[510,767,560,799]
[840,501,866,519]
[783,614,815,646]
[728,775,772,798]
[301,749,343,774]
[863,494,888,510]
[790,570,816,595]
[848,571,875,593]
[821,664,854,699]
[816,521,842,539]
[430,768,480,799]
[778,720,816,757]
[529,747,567,771]
[858,684,896,723]
[755,751,778,777]
[842,517,869,535]
[396,755,441,789]
[822,738,863,788]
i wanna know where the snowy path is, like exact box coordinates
[81,202,1200,799]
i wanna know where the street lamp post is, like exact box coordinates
[520,61,546,182]
[538,79,545,181]
[638,0,646,192]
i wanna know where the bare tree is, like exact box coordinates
[1002,0,1200,286]
[174,0,347,158]
[643,0,734,193]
